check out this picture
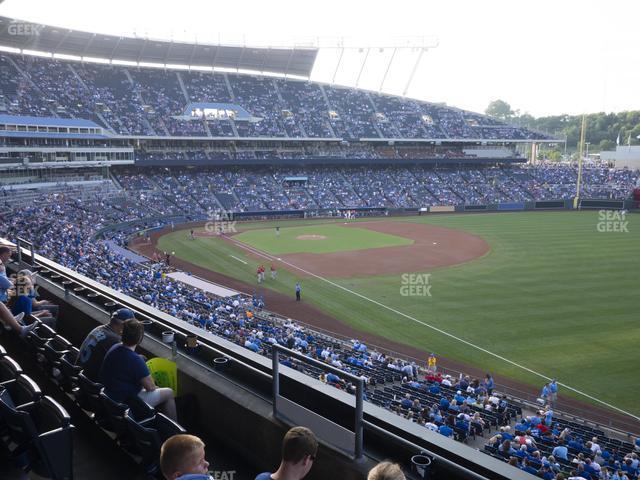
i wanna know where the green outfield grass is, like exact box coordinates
[157,211,640,415]
[233,223,412,255]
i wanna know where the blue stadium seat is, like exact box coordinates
[0,374,42,408]
[0,355,23,383]
[0,394,74,480]
[125,410,186,474]
[76,372,108,424]
[57,347,82,395]
[43,334,73,378]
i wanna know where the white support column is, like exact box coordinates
[379,47,397,92]
[402,48,425,97]
[355,48,371,88]
[332,47,345,84]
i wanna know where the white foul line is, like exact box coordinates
[228,236,640,422]
[229,254,247,265]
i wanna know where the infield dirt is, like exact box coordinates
[130,219,640,432]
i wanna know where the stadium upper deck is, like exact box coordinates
[0,16,553,143]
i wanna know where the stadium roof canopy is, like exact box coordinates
[0,16,318,77]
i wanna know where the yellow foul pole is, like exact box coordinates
[574,114,587,209]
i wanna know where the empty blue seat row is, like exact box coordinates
[0,352,74,479]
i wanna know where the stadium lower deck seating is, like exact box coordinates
[18,163,628,217]
[0,160,638,479]
[1,161,638,478]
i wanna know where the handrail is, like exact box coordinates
[257,305,640,437]
[13,243,276,382]
[11,237,640,440]
[363,420,490,480]
[271,344,364,459]
[16,237,640,438]
[11,238,637,479]
[15,237,35,266]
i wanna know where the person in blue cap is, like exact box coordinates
[76,307,135,381]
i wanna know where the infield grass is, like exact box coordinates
[233,223,412,254]
[157,211,640,415]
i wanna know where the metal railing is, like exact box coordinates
[9,240,572,478]
[271,344,364,459]
[260,312,640,437]
[13,236,640,440]
[364,421,490,480]
[15,237,35,266]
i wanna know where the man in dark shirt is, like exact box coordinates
[254,426,318,480]
[76,308,134,380]
[100,319,177,420]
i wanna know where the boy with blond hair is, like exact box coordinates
[160,434,211,480]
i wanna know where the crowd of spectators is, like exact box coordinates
[0,52,553,140]
[180,70,236,137]
[74,62,151,135]
[2,164,638,217]
[4,233,365,479]
[2,186,528,449]
[484,409,640,479]
[1,162,639,477]
[230,74,288,138]
[131,69,207,137]
[134,144,521,165]
[274,79,334,138]
[2,165,637,367]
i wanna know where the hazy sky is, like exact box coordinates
[2,0,639,117]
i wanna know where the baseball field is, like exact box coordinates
[153,211,639,419]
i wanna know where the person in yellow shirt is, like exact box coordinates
[427,353,437,373]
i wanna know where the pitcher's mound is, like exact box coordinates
[283,221,490,278]
[297,234,327,240]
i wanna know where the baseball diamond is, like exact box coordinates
[1,8,639,478]
[145,211,640,418]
